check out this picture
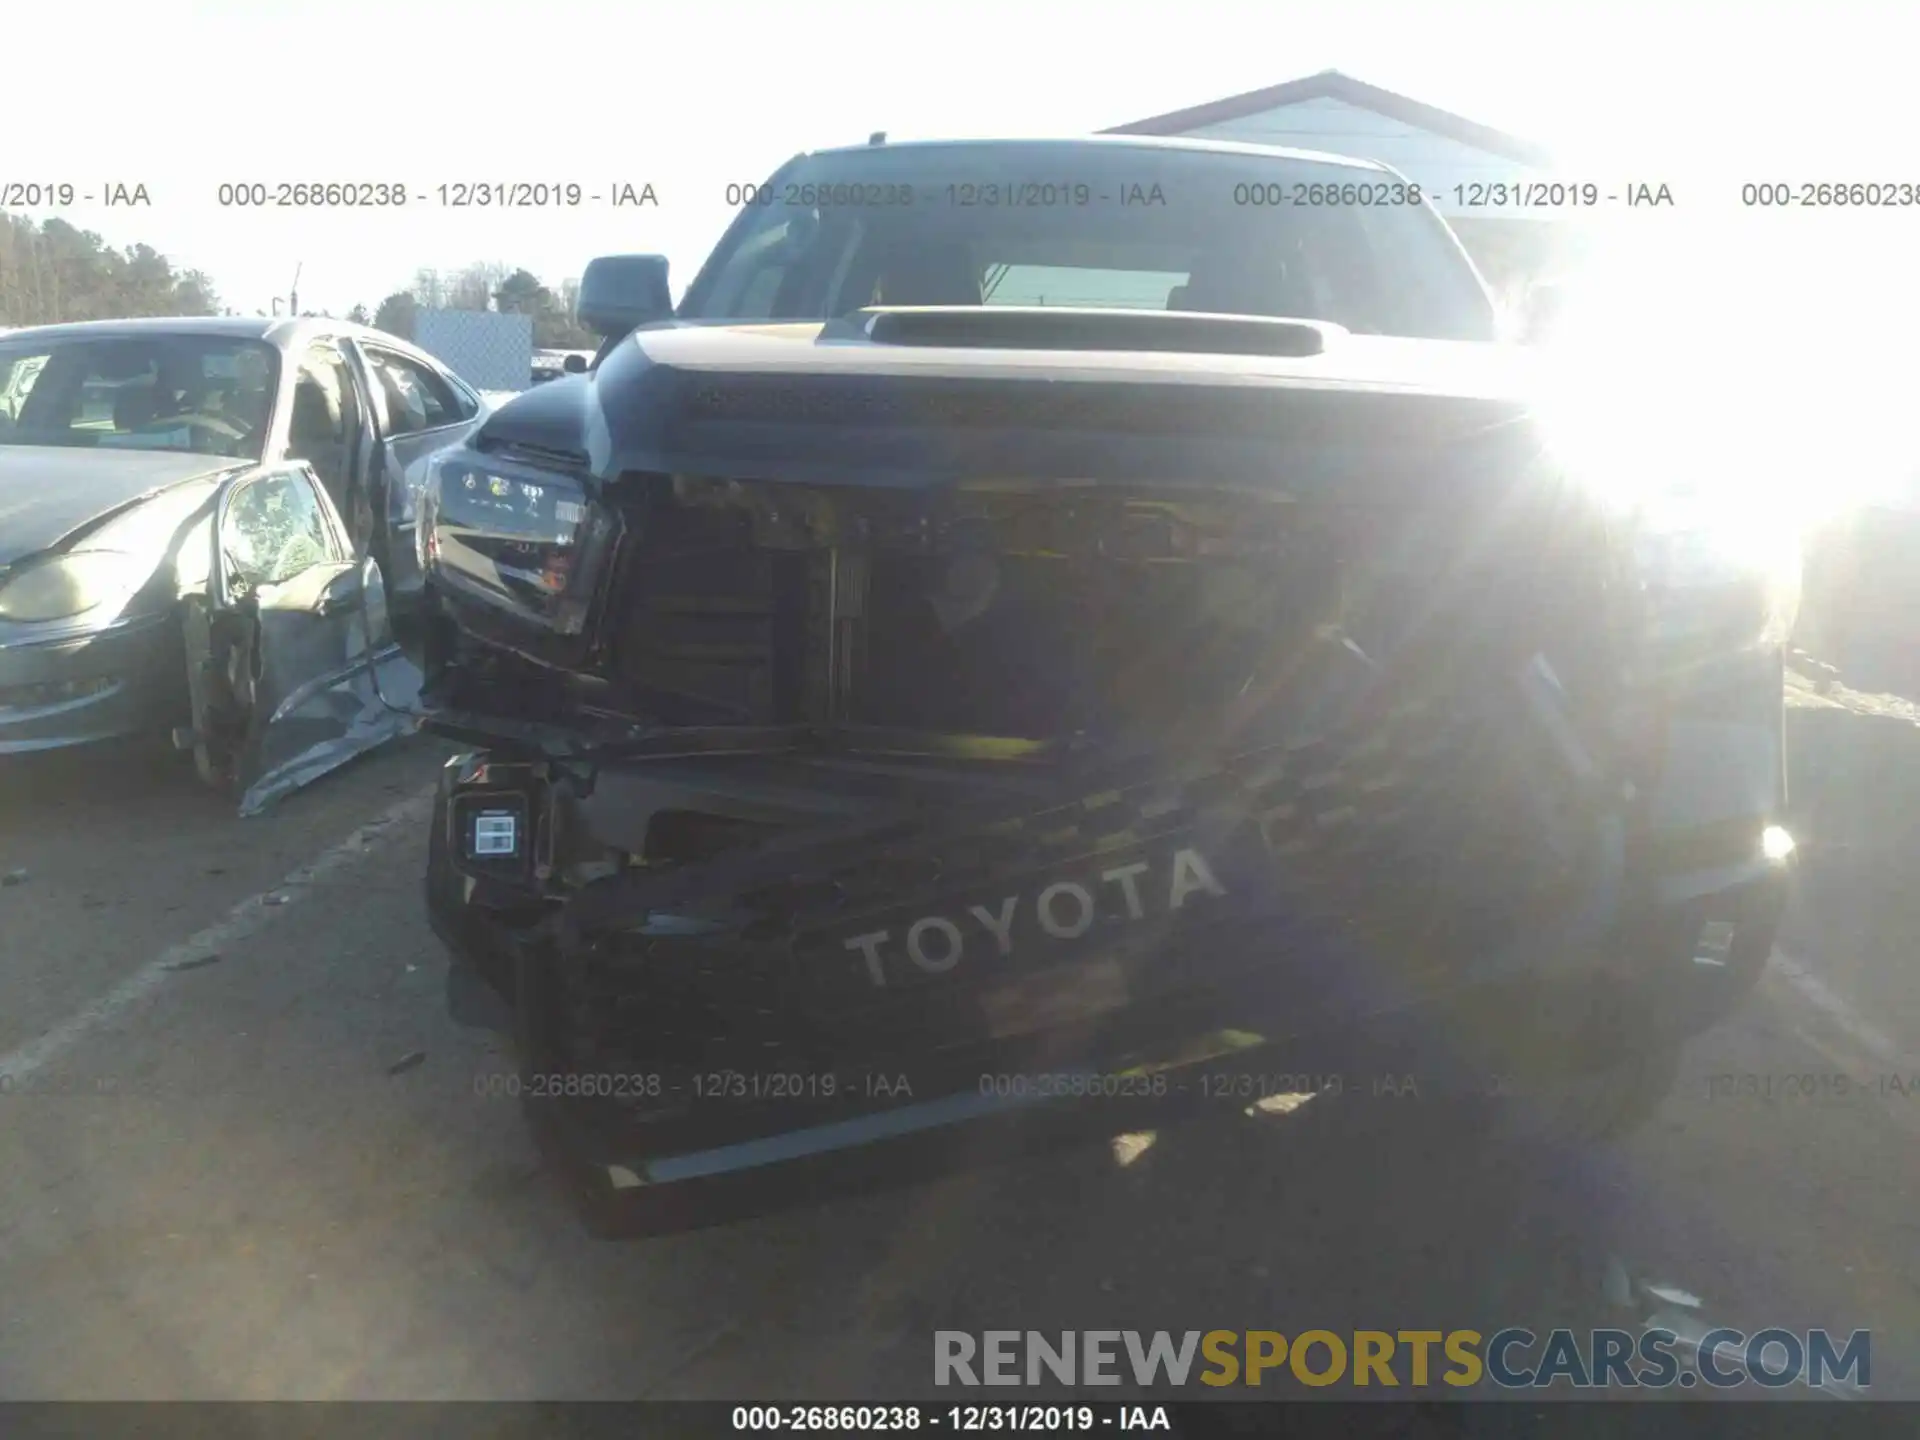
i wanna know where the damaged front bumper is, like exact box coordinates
[428,648,1790,1224]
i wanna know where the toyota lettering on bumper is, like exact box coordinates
[841,845,1229,988]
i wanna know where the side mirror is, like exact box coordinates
[577,254,673,338]
[312,564,364,618]
[563,353,588,374]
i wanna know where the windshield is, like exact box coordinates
[683,142,1497,342]
[0,334,279,460]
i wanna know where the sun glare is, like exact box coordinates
[1530,207,1919,538]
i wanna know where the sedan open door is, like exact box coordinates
[339,338,488,650]
[199,463,419,815]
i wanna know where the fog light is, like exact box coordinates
[1761,825,1796,862]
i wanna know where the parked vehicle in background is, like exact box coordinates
[0,316,492,811]
[404,136,1797,1235]
[531,350,593,386]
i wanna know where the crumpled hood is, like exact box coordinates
[0,445,242,568]
[477,320,1545,495]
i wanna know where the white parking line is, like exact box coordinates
[1769,946,1903,1066]
[0,786,437,1087]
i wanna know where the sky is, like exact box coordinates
[9,0,1919,317]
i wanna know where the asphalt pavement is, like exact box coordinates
[2,705,1918,1406]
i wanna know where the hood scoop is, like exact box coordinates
[851,306,1341,358]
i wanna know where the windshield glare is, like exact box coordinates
[685,144,1498,342]
[0,334,278,460]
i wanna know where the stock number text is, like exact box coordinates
[1234,180,1423,206]
[218,182,409,208]
[727,181,915,207]
[1742,182,1920,207]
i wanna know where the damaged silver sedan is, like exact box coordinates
[0,317,487,812]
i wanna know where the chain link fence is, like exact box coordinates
[412,309,534,392]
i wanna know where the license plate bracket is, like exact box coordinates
[450,784,537,884]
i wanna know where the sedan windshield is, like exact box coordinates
[683,142,1498,342]
[0,334,279,460]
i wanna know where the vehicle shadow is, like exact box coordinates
[619,1090,1637,1400]
[0,734,217,820]
[0,729,442,841]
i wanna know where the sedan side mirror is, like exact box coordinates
[577,254,673,338]
[312,564,364,618]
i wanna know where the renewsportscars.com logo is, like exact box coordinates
[934,1328,1871,1391]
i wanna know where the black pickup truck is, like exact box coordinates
[379,136,1798,1236]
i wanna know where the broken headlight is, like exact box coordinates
[417,449,618,635]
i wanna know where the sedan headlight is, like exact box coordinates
[0,551,146,623]
[417,450,618,634]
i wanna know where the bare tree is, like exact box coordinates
[410,268,446,309]
[447,260,509,311]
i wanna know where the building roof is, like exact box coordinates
[1103,68,1553,168]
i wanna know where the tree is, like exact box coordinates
[492,265,596,345]
[493,268,549,314]
[531,274,596,348]
[372,291,417,340]
[0,212,219,325]
[409,268,444,308]
[346,302,371,325]
[175,270,220,316]
[377,259,595,347]
[447,260,508,311]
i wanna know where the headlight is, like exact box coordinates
[0,551,146,623]
[1623,506,1802,681]
[418,450,618,634]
